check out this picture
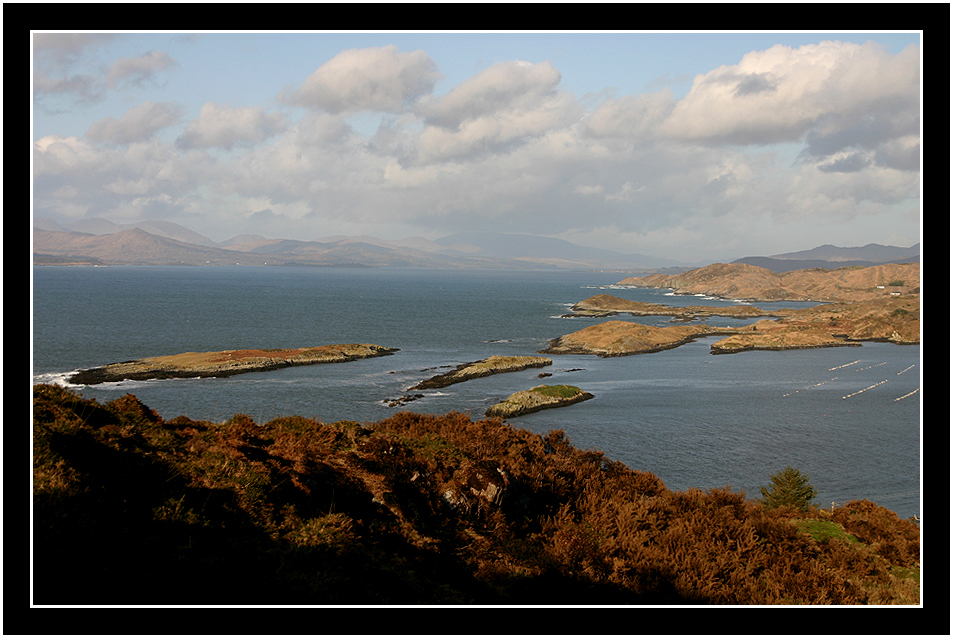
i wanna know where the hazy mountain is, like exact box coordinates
[218,234,269,247]
[64,217,218,247]
[33,228,271,266]
[733,243,920,273]
[768,243,920,263]
[34,218,917,272]
[434,232,681,269]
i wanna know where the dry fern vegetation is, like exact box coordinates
[32,383,920,605]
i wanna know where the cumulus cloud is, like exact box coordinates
[660,41,919,151]
[411,60,582,163]
[33,35,178,107]
[176,102,288,150]
[419,60,562,127]
[33,134,216,221]
[106,50,179,87]
[33,33,116,67]
[285,45,441,114]
[86,100,183,144]
[583,89,674,141]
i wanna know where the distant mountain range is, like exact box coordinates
[32,218,682,270]
[733,243,920,273]
[32,217,920,272]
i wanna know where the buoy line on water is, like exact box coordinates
[842,379,888,399]
[897,364,915,375]
[782,377,837,397]
[830,360,861,371]
[855,361,886,372]
[893,387,919,402]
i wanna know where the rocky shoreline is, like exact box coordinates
[563,294,782,321]
[67,344,398,385]
[485,385,594,418]
[410,355,552,390]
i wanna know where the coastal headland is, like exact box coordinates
[410,355,553,390]
[485,384,594,418]
[617,262,920,303]
[67,344,398,385]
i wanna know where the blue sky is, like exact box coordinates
[33,31,921,262]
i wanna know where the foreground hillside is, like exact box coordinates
[32,385,919,605]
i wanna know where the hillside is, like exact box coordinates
[33,384,920,605]
[618,262,920,302]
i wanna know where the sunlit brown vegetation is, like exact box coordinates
[32,384,919,605]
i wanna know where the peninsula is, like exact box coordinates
[485,384,594,418]
[410,355,552,390]
[67,344,398,385]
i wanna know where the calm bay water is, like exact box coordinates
[31,265,921,519]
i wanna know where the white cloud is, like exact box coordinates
[584,89,674,141]
[418,60,562,127]
[286,45,441,114]
[86,100,183,144]
[660,40,920,154]
[106,50,179,87]
[32,33,116,67]
[176,102,287,150]
[413,61,582,163]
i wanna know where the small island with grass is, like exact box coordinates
[67,343,398,385]
[485,384,594,418]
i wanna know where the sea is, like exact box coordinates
[31,265,922,520]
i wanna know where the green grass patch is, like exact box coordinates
[532,385,582,398]
[794,518,859,544]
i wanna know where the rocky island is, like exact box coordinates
[67,343,398,385]
[410,355,553,390]
[565,294,778,320]
[544,290,919,357]
[485,384,594,418]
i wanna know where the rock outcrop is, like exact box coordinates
[485,385,594,418]
[67,344,398,385]
[410,355,552,390]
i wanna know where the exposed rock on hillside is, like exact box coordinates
[68,344,398,385]
[411,356,552,390]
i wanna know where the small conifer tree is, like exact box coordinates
[758,466,819,510]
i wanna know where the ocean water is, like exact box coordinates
[31,265,922,519]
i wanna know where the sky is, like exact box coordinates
[32,31,921,263]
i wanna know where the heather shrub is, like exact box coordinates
[32,385,919,605]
